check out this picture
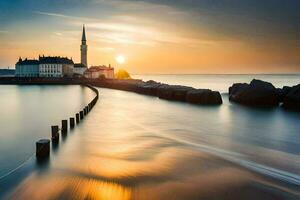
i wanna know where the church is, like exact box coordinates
[73,25,88,76]
[15,25,114,79]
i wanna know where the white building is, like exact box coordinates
[39,56,74,77]
[15,58,39,77]
[15,56,74,77]
[84,65,114,79]
[73,63,87,76]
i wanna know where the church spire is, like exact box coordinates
[80,25,88,67]
[82,25,86,43]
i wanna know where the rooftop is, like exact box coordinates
[86,65,114,72]
[16,58,39,65]
[16,56,74,65]
[39,56,74,64]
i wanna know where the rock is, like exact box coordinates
[276,86,292,102]
[170,86,195,101]
[90,78,223,105]
[229,83,249,101]
[283,84,300,110]
[157,85,194,101]
[251,79,276,90]
[186,89,223,105]
[112,79,142,92]
[229,79,279,107]
[136,80,162,96]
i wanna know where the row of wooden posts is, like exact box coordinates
[36,85,99,160]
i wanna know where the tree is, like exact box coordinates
[115,69,131,79]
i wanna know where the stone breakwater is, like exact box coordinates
[0,77,222,105]
[229,79,300,109]
[92,79,223,105]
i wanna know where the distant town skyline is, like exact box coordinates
[1,0,300,74]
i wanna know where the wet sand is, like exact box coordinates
[2,88,300,199]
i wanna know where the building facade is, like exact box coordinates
[73,63,87,75]
[39,56,74,77]
[84,65,114,79]
[15,58,39,77]
[15,56,74,77]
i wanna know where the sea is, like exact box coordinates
[0,74,299,198]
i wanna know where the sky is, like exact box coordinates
[0,0,300,74]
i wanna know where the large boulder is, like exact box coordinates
[186,89,223,105]
[276,86,292,102]
[157,85,194,101]
[229,79,279,107]
[283,84,300,110]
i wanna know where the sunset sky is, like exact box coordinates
[0,0,300,74]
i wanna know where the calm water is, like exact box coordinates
[0,75,300,199]
[0,85,95,178]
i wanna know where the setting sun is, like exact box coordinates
[116,55,126,64]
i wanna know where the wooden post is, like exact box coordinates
[61,120,68,134]
[36,139,50,159]
[80,111,84,119]
[70,117,75,128]
[51,125,59,142]
[76,113,80,124]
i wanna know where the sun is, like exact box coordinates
[116,55,126,64]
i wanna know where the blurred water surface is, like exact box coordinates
[0,85,94,178]
[0,75,300,199]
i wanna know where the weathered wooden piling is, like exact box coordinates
[61,120,68,134]
[33,85,99,162]
[76,113,80,124]
[80,111,84,119]
[36,139,50,159]
[51,125,59,142]
[70,117,75,128]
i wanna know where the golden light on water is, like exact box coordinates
[5,89,299,199]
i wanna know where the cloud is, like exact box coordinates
[124,0,300,42]
[34,11,95,21]
[34,10,213,47]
